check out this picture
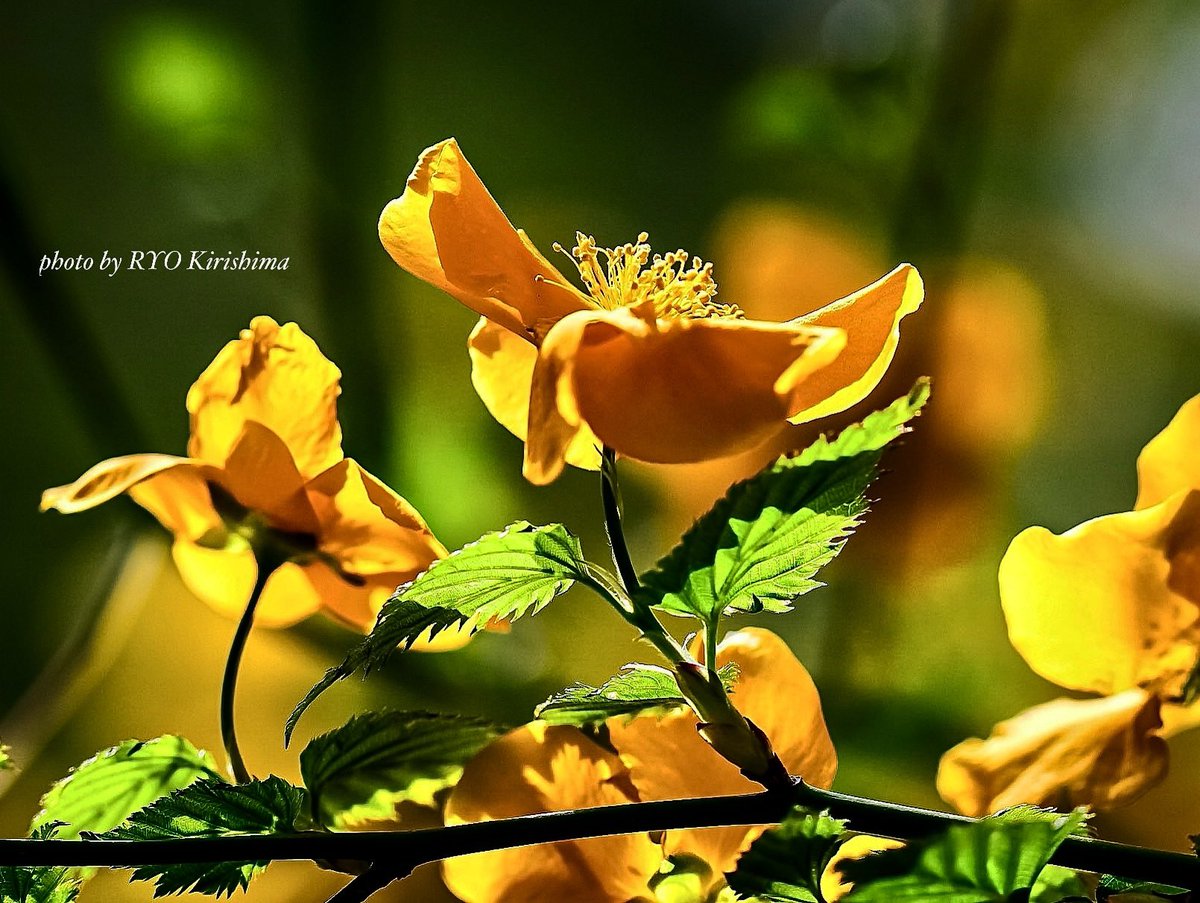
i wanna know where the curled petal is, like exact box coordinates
[442,723,660,903]
[42,454,202,515]
[937,690,1168,816]
[608,628,836,874]
[187,316,343,479]
[1000,489,1200,697]
[789,263,924,422]
[1137,392,1200,510]
[379,138,588,339]
[525,307,845,484]
[468,317,602,471]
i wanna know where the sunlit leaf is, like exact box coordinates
[97,776,308,897]
[536,663,739,728]
[287,521,588,742]
[840,806,1089,901]
[300,711,505,828]
[638,380,929,626]
[32,736,220,839]
[725,806,850,902]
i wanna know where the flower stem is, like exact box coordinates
[0,782,1195,895]
[596,448,789,790]
[600,447,641,593]
[220,557,280,784]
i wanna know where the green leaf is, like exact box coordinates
[536,663,740,727]
[637,380,929,625]
[300,711,505,828]
[0,827,81,903]
[1029,866,1094,903]
[725,806,850,902]
[841,807,1089,902]
[32,736,221,839]
[287,521,587,743]
[1098,873,1186,897]
[98,776,308,897]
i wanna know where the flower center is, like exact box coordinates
[553,232,745,320]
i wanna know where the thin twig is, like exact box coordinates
[1,781,1194,891]
[325,863,408,903]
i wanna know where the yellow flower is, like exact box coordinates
[938,392,1200,815]
[378,139,923,484]
[440,628,837,902]
[41,316,449,635]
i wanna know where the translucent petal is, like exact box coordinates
[187,316,343,480]
[524,307,845,484]
[937,690,1168,816]
[442,723,660,903]
[1000,489,1200,697]
[379,139,587,339]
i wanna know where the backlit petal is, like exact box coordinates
[937,690,1168,816]
[305,459,446,578]
[128,464,225,542]
[789,264,924,422]
[187,316,343,479]
[468,317,602,471]
[219,422,320,534]
[171,541,322,627]
[608,628,836,875]
[442,723,660,903]
[822,835,906,902]
[1136,392,1200,510]
[524,307,845,484]
[1000,489,1200,697]
[41,454,201,515]
[379,139,588,339]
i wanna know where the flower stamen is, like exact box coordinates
[554,232,746,320]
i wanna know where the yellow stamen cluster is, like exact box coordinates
[553,232,745,320]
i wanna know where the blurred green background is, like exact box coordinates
[3,0,1200,899]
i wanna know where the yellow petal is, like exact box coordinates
[219,422,320,534]
[524,307,845,484]
[789,264,924,422]
[1160,700,1200,739]
[1000,489,1200,697]
[171,541,322,627]
[468,316,602,471]
[937,690,1168,816]
[1137,392,1200,510]
[379,139,588,339]
[608,628,836,875]
[41,454,201,515]
[442,723,661,903]
[187,316,343,480]
[305,459,447,578]
[821,835,906,902]
[128,464,226,542]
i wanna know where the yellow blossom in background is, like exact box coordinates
[377,139,923,484]
[41,317,452,639]
[441,628,837,902]
[648,203,1048,579]
[938,392,1200,816]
